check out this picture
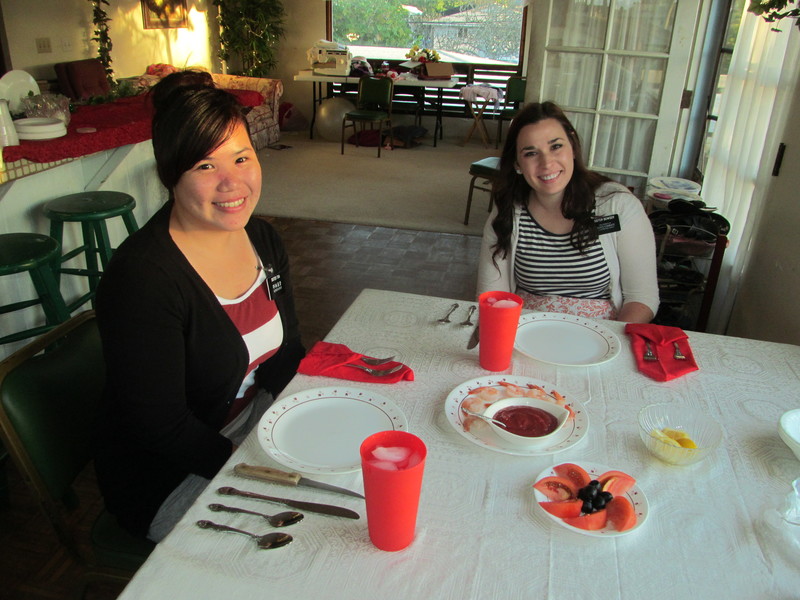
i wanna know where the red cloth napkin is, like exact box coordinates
[624,323,699,382]
[297,341,414,384]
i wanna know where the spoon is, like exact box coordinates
[208,503,304,527]
[196,520,293,549]
[460,405,507,428]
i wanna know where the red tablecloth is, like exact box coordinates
[2,95,153,164]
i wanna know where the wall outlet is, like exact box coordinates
[60,38,73,52]
[35,37,52,54]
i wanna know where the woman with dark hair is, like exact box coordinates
[94,71,305,541]
[477,101,658,322]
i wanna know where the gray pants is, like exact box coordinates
[147,390,272,542]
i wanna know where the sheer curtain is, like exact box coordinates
[702,7,799,334]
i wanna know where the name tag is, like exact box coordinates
[594,214,621,235]
[264,264,284,300]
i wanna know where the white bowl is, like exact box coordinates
[779,409,800,461]
[483,397,569,448]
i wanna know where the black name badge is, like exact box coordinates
[264,264,284,299]
[594,214,621,235]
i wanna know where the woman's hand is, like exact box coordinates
[617,301,654,323]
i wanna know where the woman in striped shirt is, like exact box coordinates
[477,101,659,322]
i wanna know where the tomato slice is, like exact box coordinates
[563,509,608,530]
[532,476,578,501]
[553,463,591,489]
[597,470,636,496]
[539,500,582,519]
[606,497,637,532]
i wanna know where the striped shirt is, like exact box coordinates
[218,269,283,423]
[514,207,611,299]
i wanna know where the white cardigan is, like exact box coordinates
[477,182,660,316]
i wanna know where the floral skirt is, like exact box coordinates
[515,290,617,320]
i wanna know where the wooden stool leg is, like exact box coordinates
[122,210,139,234]
[28,263,70,325]
[465,175,479,225]
[48,220,65,287]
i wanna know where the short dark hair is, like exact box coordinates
[150,72,250,192]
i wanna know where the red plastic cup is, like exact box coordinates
[478,291,523,371]
[360,430,427,551]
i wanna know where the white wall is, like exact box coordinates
[0,0,217,82]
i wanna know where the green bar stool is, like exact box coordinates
[43,191,138,311]
[0,233,71,345]
[464,157,500,225]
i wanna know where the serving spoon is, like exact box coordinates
[208,503,304,527]
[196,520,293,549]
[460,406,508,429]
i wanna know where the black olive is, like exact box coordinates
[581,500,594,514]
[588,480,602,489]
[578,486,596,501]
[592,495,607,510]
[601,491,614,503]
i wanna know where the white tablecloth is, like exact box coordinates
[118,289,800,600]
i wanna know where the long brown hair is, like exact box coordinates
[490,101,610,263]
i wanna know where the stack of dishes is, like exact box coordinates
[646,176,703,211]
[14,117,67,140]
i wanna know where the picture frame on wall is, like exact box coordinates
[141,0,189,29]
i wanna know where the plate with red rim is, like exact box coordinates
[532,461,649,537]
[443,375,589,456]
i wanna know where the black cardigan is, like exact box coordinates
[94,201,305,536]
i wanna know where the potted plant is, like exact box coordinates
[87,0,114,84]
[748,0,800,30]
[213,0,286,77]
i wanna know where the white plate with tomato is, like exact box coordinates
[532,462,648,537]
[444,375,589,456]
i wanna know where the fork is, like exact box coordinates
[345,364,402,376]
[361,355,395,365]
[643,341,657,361]
[437,303,459,324]
[672,342,687,360]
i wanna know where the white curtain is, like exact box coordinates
[702,6,799,334]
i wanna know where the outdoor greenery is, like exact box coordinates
[332,0,522,63]
[748,0,800,30]
[87,0,114,83]
[213,0,286,77]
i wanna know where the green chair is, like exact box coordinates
[495,76,526,149]
[44,191,138,312]
[0,233,71,345]
[0,311,154,598]
[465,157,500,225]
[341,76,395,158]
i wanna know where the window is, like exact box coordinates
[328,0,525,66]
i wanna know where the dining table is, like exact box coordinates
[116,289,800,600]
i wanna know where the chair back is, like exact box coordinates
[505,76,526,105]
[357,76,394,113]
[0,311,102,547]
[54,59,110,100]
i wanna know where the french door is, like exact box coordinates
[526,0,704,195]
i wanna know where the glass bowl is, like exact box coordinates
[483,397,569,448]
[638,403,722,466]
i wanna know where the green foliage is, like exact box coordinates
[748,0,800,30]
[87,0,114,84]
[213,0,286,77]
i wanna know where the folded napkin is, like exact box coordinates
[297,341,414,384]
[624,323,699,382]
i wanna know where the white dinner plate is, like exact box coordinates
[14,117,64,131]
[648,176,701,193]
[514,312,621,366]
[443,375,589,456]
[0,70,40,113]
[532,461,649,537]
[257,386,408,475]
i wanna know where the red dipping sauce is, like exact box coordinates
[494,405,558,438]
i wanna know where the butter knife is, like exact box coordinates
[218,486,360,519]
[467,325,480,350]
[234,463,365,499]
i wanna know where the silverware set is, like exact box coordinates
[643,340,687,361]
[436,303,478,326]
[343,354,400,376]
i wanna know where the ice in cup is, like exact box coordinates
[478,291,523,371]
[360,430,427,551]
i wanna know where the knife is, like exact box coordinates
[234,463,365,499]
[218,486,360,519]
[467,325,480,350]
